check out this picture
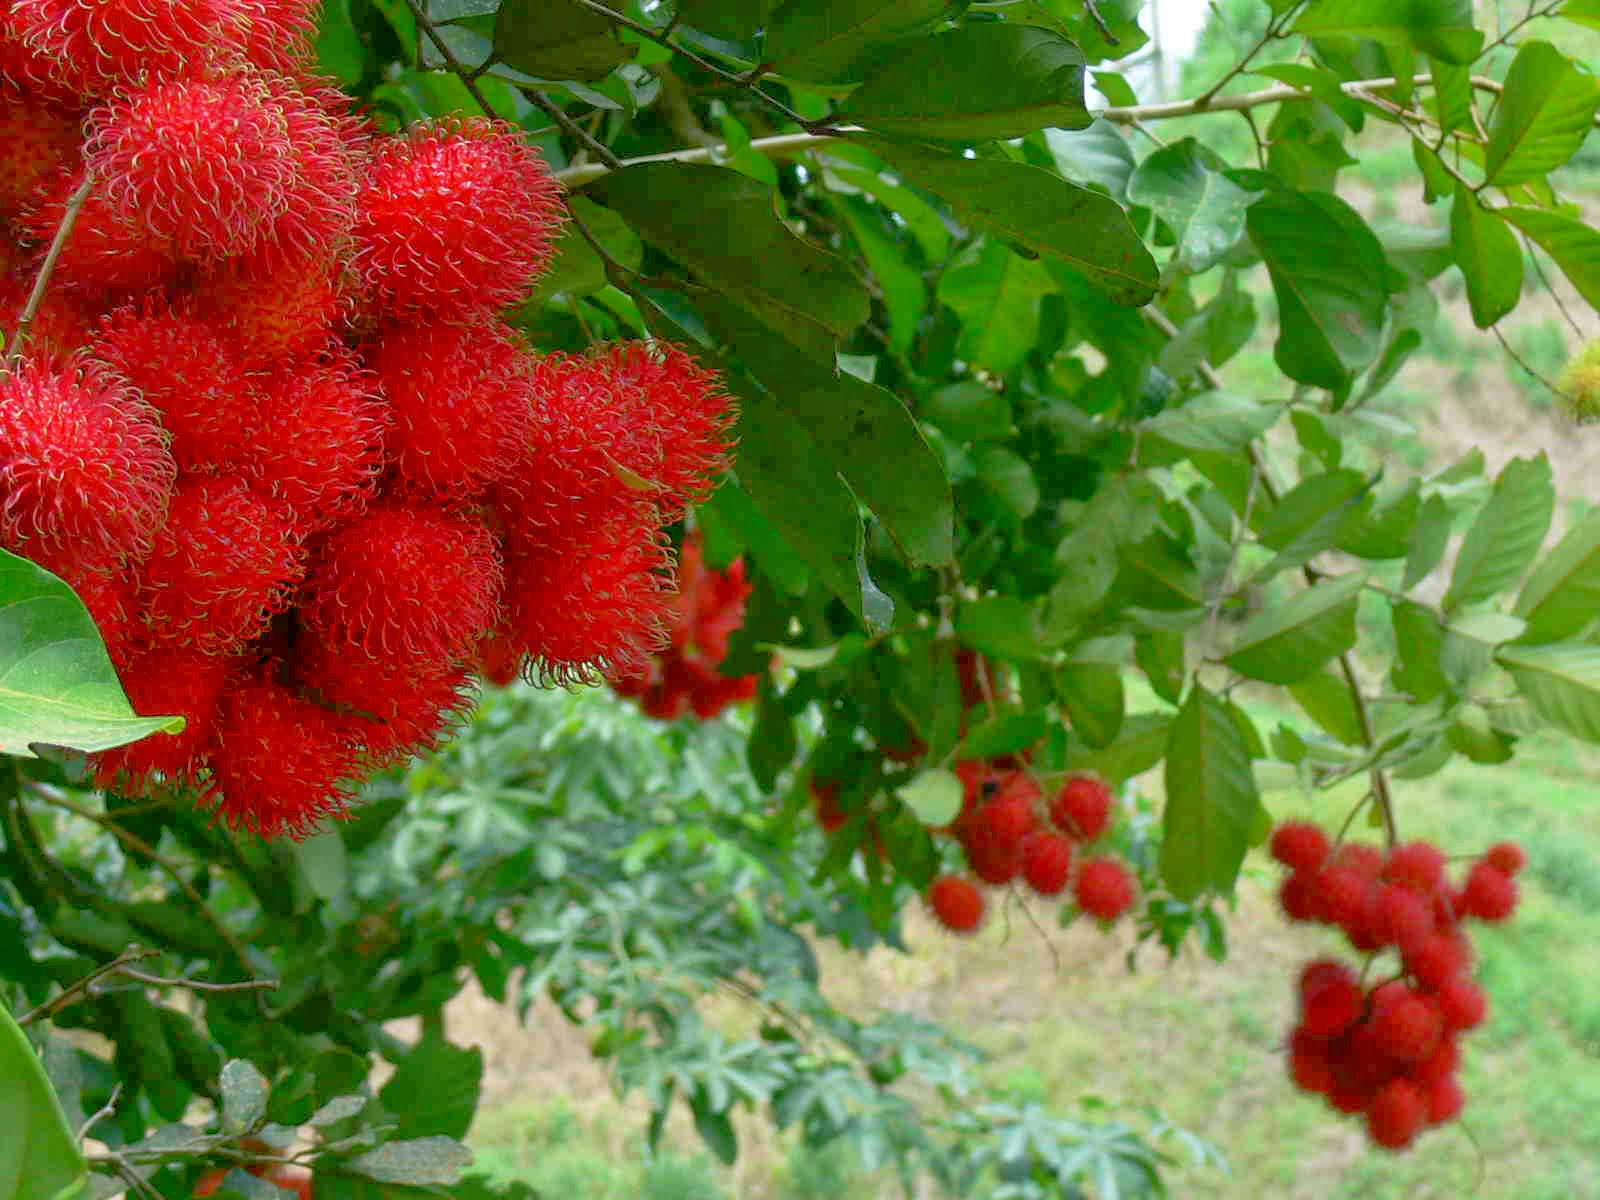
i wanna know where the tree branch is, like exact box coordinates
[8,171,93,368]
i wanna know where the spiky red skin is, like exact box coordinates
[193,247,350,368]
[1383,841,1449,894]
[91,300,260,473]
[1020,830,1074,896]
[86,73,303,263]
[135,475,304,655]
[1278,872,1318,922]
[92,648,231,789]
[1298,961,1363,1039]
[0,89,79,219]
[0,8,80,102]
[23,169,181,293]
[66,568,139,667]
[1309,864,1376,934]
[246,347,386,531]
[0,270,94,365]
[1368,883,1434,956]
[1461,862,1519,922]
[964,837,1023,886]
[1269,820,1330,873]
[1287,1028,1335,1095]
[251,81,367,264]
[1404,931,1471,992]
[237,0,322,75]
[1483,841,1527,876]
[12,0,250,94]
[1432,977,1488,1031]
[353,116,563,320]
[365,316,535,499]
[928,875,985,934]
[1369,988,1442,1063]
[210,671,360,839]
[0,360,175,575]
[1366,1079,1426,1149]
[302,503,503,663]
[1050,775,1113,841]
[1074,857,1136,921]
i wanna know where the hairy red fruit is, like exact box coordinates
[1382,841,1449,894]
[1278,871,1318,922]
[353,116,563,319]
[0,360,175,575]
[928,875,985,934]
[1074,857,1136,921]
[1050,774,1113,841]
[1411,1034,1460,1086]
[0,9,79,101]
[302,503,502,664]
[1309,864,1374,932]
[1298,960,1363,1039]
[12,0,250,93]
[982,789,1038,845]
[1433,976,1488,1031]
[256,81,367,263]
[1404,932,1471,992]
[237,0,321,71]
[136,476,304,655]
[1483,841,1527,876]
[963,837,1023,886]
[1370,883,1434,955]
[0,88,79,219]
[68,570,138,667]
[1329,842,1385,878]
[1425,1074,1465,1126]
[92,300,259,473]
[23,170,180,293]
[1369,988,1442,1062]
[1461,862,1519,922]
[246,347,386,530]
[209,670,360,839]
[366,316,535,499]
[193,247,349,368]
[87,72,302,263]
[1269,820,1330,873]
[1287,1028,1335,1094]
[92,648,230,788]
[1020,830,1074,896]
[0,270,94,365]
[1366,1079,1426,1149]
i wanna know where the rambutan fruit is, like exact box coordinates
[352,116,564,320]
[192,247,349,368]
[1366,1079,1426,1149]
[1424,1074,1465,1126]
[246,346,386,530]
[1382,841,1448,894]
[475,626,524,687]
[0,270,95,364]
[1404,931,1472,992]
[91,299,260,473]
[0,8,78,102]
[1369,987,1442,1062]
[1020,829,1074,896]
[1411,1034,1460,1086]
[22,169,181,293]
[0,88,79,219]
[1461,862,1519,922]
[811,779,847,835]
[92,647,230,789]
[1287,1028,1335,1094]
[1330,842,1385,877]
[0,359,175,574]
[1432,976,1488,1031]
[964,837,1023,886]
[1269,819,1330,873]
[1050,774,1114,841]
[12,0,250,95]
[1369,883,1434,955]
[85,72,301,263]
[1278,871,1318,922]
[1074,856,1137,921]
[1298,961,1363,1039]
[1484,841,1527,876]
[62,567,139,667]
[1311,864,1375,932]
[927,875,985,933]
[365,316,535,499]
[236,0,321,73]
[135,476,304,655]
[209,669,361,839]
[300,503,502,663]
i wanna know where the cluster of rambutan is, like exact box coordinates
[1271,820,1525,1149]
[607,530,761,721]
[0,1,732,838]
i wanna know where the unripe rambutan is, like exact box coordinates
[1020,830,1074,896]
[91,300,260,472]
[0,359,175,574]
[1074,856,1137,921]
[247,346,386,530]
[1366,1079,1426,1149]
[85,72,301,263]
[0,88,79,219]
[12,0,250,95]
[92,647,230,789]
[301,503,502,663]
[1557,338,1600,424]
[352,116,563,320]
[365,316,535,499]
[1050,774,1113,841]
[928,875,985,933]
[1461,862,1519,922]
[136,476,304,655]
[209,669,360,839]
[1269,819,1330,873]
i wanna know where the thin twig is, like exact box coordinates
[1492,324,1567,399]
[19,948,158,1026]
[527,88,625,169]
[9,172,93,367]
[1520,232,1588,340]
[77,1084,122,1143]
[1192,2,1301,109]
[115,966,279,994]
[400,0,502,119]
[1082,0,1118,46]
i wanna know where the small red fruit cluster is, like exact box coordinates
[1272,821,1525,1149]
[607,531,761,721]
[0,4,733,838]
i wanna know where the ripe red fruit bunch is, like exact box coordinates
[606,531,762,721]
[1271,820,1526,1149]
[0,8,734,838]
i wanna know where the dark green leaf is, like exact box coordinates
[1042,120,1136,199]
[675,0,777,40]
[493,0,635,80]
[1126,138,1260,273]
[1514,508,1600,643]
[1139,392,1279,453]
[958,710,1052,759]
[957,595,1040,661]
[1289,668,1364,744]
[379,1035,483,1140]
[937,240,1054,372]
[1485,41,1600,186]
[1161,688,1261,901]
[1449,182,1522,328]
[831,195,923,355]
[1444,454,1554,613]
[0,1000,89,1200]
[1498,642,1600,743]
[842,25,1089,141]
[1251,62,1365,129]
[972,444,1039,520]
[1392,600,1449,703]
[855,135,1157,305]
[1225,572,1364,685]
[1255,469,1371,573]
[525,197,642,306]
[1056,661,1124,749]
[922,381,1013,441]
[765,0,955,84]
[1293,0,1482,64]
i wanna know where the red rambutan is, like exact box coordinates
[192,246,350,367]
[1366,1079,1426,1149]
[928,875,985,933]
[1050,774,1114,841]
[1269,819,1330,873]
[1020,829,1074,896]
[1074,856,1137,921]
[1484,841,1527,876]
[1461,862,1519,922]
[0,88,79,219]
[12,0,250,95]
[1382,841,1449,894]
[23,169,181,293]
[92,647,231,789]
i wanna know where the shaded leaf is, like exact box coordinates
[494,0,635,80]
[1162,688,1260,900]
[1225,573,1364,685]
[0,1000,90,1200]
[766,0,955,83]
[1126,138,1260,272]
[1514,508,1600,643]
[938,239,1054,372]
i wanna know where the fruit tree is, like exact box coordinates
[3,0,1600,1195]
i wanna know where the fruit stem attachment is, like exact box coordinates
[8,172,93,369]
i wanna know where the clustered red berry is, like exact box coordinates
[0,7,733,838]
[607,531,761,721]
[1272,821,1525,1149]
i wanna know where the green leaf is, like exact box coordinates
[897,768,963,827]
[958,710,1052,759]
[0,549,183,757]
[972,444,1039,520]
[1449,183,1522,328]
[675,0,778,40]
[1247,190,1390,390]
[765,0,955,84]
[1514,508,1600,642]
[1225,573,1364,685]
[1139,391,1279,453]
[1042,120,1136,199]
[1161,688,1261,901]
[1392,600,1450,703]
[379,1036,483,1140]
[592,165,868,360]
[1293,0,1482,64]
[1125,138,1260,273]
[1500,206,1600,312]
[1289,668,1365,745]
[937,240,1054,373]
[1255,469,1371,573]
[524,196,642,307]
[1444,454,1554,613]
[1403,493,1454,588]
[1498,642,1600,743]
[1056,661,1124,749]
[292,829,347,904]
[493,0,635,79]
[841,25,1089,141]
[1251,62,1365,129]
[220,1060,270,1135]
[1485,41,1600,186]
[830,195,923,355]
[922,381,1013,441]
[1067,713,1171,785]
[346,1136,474,1186]
[0,1000,90,1200]
[855,135,1157,306]
[957,595,1040,661]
